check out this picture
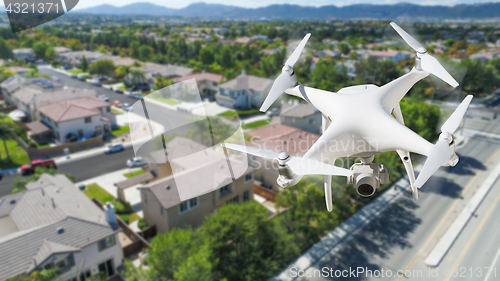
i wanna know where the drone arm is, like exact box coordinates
[381,68,429,113]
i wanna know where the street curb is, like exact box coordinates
[424,160,500,267]
[270,176,413,281]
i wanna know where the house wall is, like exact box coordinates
[252,158,282,192]
[59,233,123,281]
[41,114,107,143]
[280,114,322,135]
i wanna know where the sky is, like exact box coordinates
[74,0,500,10]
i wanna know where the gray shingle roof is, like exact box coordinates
[219,74,273,93]
[280,103,320,118]
[0,174,116,280]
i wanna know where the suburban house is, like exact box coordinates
[368,50,410,62]
[279,103,322,134]
[173,71,222,98]
[12,48,35,62]
[53,46,72,55]
[37,97,116,143]
[246,123,320,193]
[139,137,254,233]
[0,174,124,281]
[335,60,357,78]
[60,51,106,68]
[126,62,193,88]
[313,49,341,58]
[8,66,33,76]
[469,49,500,61]
[1,75,26,105]
[215,72,273,109]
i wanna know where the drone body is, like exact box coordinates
[222,22,472,211]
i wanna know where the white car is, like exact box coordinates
[104,143,124,154]
[127,157,147,168]
[122,103,133,111]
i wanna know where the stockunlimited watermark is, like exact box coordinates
[4,0,79,33]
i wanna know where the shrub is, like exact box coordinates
[118,214,130,224]
[138,218,148,230]
[113,200,133,215]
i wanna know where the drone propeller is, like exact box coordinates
[221,143,352,177]
[414,95,473,188]
[260,33,311,112]
[390,22,459,88]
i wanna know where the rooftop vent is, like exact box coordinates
[57,227,64,234]
[10,200,16,205]
[166,186,171,190]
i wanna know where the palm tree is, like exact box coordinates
[0,123,14,161]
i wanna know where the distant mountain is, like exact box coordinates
[74,2,500,19]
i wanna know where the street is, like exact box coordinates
[0,67,196,196]
[291,104,500,280]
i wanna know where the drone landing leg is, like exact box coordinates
[396,149,418,201]
[324,175,333,212]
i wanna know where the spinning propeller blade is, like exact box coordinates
[221,143,351,177]
[390,22,459,88]
[260,33,311,112]
[414,95,473,188]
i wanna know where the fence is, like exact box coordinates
[15,135,104,159]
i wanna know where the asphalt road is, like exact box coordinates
[291,106,500,280]
[0,67,197,197]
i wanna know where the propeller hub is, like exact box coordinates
[440,132,452,141]
[417,47,427,54]
[282,65,292,73]
[278,152,291,165]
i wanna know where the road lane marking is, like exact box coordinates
[485,244,500,281]
[443,192,500,281]
[396,149,500,281]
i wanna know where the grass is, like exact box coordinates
[236,109,263,118]
[147,96,180,105]
[242,119,271,130]
[124,169,146,178]
[112,108,123,115]
[37,143,50,148]
[83,183,115,203]
[217,110,237,117]
[0,139,31,169]
[118,212,141,224]
[67,69,82,74]
[111,125,130,137]
[118,86,128,91]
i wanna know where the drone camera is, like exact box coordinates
[348,163,389,197]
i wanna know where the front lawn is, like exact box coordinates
[67,69,82,74]
[112,125,130,137]
[147,96,180,105]
[124,169,146,178]
[242,119,271,130]
[118,86,128,91]
[217,110,237,117]
[0,139,30,169]
[83,183,115,203]
[112,108,123,115]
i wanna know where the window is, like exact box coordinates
[79,270,91,281]
[310,118,316,125]
[292,118,296,123]
[98,259,115,278]
[227,195,239,204]
[98,235,116,251]
[220,184,231,197]
[244,173,253,183]
[179,197,199,214]
[37,253,75,273]
[106,107,110,112]
[84,117,91,123]
[243,191,250,201]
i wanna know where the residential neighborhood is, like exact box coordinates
[0,5,500,281]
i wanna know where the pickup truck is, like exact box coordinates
[21,159,57,175]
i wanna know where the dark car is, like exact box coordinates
[115,89,124,94]
[70,74,78,79]
[78,76,86,81]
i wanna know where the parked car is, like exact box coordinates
[98,95,109,102]
[127,93,143,100]
[115,89,124,94]
[122,103,133,111]
[0,171,3,181]
[78,76,86,81]
[52,76,60,82]
[104,143,124,154]
[266,107,280,117]
[93,81,102,87]
[21,159,57,175]
[127,157,148,168]
[70,74,78,79]
[113,100,122,108]
[129,84,150,92]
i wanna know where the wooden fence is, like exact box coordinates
[16,135,104,159]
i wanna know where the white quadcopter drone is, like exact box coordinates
[222,22,472,211]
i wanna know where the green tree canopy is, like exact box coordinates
[88,59,115,76]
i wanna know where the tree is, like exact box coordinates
[139,45,153,61]
[44,47,58,61]
[81,55,89,72]
[129,69,145,85]
[173,246,212,281]
[115,65,129,78]
[199,46,215,65]
[202,202,298,280]
[0,37,13,59]
[88,59,115,76]
[21,38,36,48]
[33,42,49,59]
[130,41,140,59]
[0,123,14,161]
[338,42,351,55]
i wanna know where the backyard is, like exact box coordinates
[112,125,130,137]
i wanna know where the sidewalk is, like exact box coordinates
[75,167,144,217]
